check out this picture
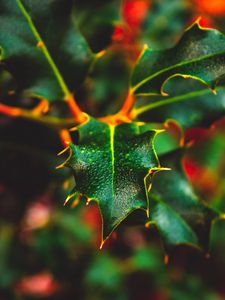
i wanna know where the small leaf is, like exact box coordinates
[65,117,164,242]
[149,151,219,251]
[132,22,225,96]
[0,0,93,101]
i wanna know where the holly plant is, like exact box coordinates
[1,0,225,252]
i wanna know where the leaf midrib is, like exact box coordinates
[16,0,71,99]
[152,195,199,245]
[109,125,115,202]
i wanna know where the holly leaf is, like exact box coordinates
[132,22,225,96]
[0,0,93,102]
[65,117,165,243]
[133,78,225,129]
[148,151,219,251]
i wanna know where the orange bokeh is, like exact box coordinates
[123,0,151,29]
[195,0,225,16]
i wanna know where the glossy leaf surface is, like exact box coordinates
[132,23,225,96]
[66,117,163,241]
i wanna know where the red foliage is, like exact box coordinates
[112,0,151,61]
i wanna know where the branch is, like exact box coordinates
[65,94,87,123]
[117,89,135,117]
[0,102,75,129]
[16,0,86,125]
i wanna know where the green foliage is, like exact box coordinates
[132,23,225,96]
[149,151,218,251]
[0,0,93,101]
[2,2,225,299]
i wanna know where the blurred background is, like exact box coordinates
[1,0,225,299]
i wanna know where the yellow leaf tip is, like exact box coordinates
[57,147,69,156]
[55,163,65,169]
[99,239,105,250]
[95,50,106,59]
[155,129,165,134]
[69,126,77,132]
[145,222,151,228]
[63,198,69,206]
[212,88,217,95]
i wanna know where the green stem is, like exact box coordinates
[16,0,86,122]
[132,88,215,118]
[16,0,71,99]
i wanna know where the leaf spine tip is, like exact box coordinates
[57,147,69,156]
[63,197,70,206]
[212,88,217,95]
[55,163,65,169]
[99,240,105,250]
[195,16,202,26]
[95,50,106,59]
[86,199,91,206]
[154,129,165,135]
[185,16,202,31]
[64,190,78,206]
[145,222,151,229]
[64,195,72,206]
[69,126,78,132]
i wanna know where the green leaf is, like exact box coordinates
[85,254,122,289]
[0,0,93,102]
[73,0,120,52]
[65,117,164,242]
[139,120,184,156]
[133,78,225,129]
[148,151,219,251]
[142,0,191,49]
[132,22,225,96]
